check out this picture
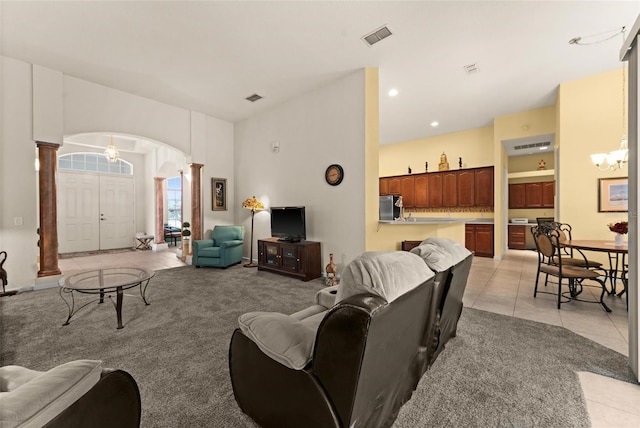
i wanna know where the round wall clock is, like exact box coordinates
[325,164,344,186]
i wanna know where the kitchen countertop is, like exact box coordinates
[379,217,494,225]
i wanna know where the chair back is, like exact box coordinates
[532,226,564,269]
[212,225,244,244]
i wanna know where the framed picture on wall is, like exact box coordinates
[212,178,227,211]
[598,177,628,212]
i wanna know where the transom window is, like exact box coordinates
[58,153,133,175]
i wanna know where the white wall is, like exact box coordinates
[63,76,192,155]
[0,54,235,289]
[201,115,235,239]
[1,56,39,287]
[234,70,367,269]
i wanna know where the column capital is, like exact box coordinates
[36,141,61,149]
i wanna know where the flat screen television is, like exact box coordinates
[270,206,306,242]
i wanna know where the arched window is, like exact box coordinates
[58,153,133,175]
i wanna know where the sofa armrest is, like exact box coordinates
[44,369,141,428]
[238,312,316,370]
[192,240,214,251]
[220,239,243,249]
[315,286,339,309]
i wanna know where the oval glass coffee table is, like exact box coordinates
[60,267,155,329]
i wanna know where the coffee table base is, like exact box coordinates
[61,277,152,329]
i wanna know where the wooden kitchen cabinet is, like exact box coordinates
[508,225,527,250]
[380,166,494,209]
[474,167,494,206]
[428,172,443,207]
[457,170,475,207]
[525,182,543,207]
[509,181,554,209]
[388,177,401,195]
[465,224,494,258]
[414,174,429,207]
[508,183,527,209]
[379,177,389,195]
[442,171,458,207]
[542,181,554,208]
[400,176,415,207]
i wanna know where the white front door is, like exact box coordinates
[58,172,135,253]
[99,175,135,250]
[58,173,100,253]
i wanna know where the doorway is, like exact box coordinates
[58,171,135,253]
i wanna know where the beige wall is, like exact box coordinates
[557,67,628,264]
[379,126,494,177]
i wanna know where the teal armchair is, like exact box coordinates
[192,226,245,268]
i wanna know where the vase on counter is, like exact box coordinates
[614,233,624,246]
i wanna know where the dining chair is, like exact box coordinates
[542,222,603,270]
[531,227,610,312]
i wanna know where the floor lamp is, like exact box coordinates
[242,196,264,268]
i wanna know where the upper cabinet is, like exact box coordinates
[442,171,458,207]
[474,167,494,207]
[400,176,415,207]
[380,166,494,210]
[509,180,554,209]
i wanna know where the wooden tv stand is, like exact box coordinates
[257,238,321,282]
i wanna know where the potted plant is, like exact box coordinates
[181,222,191,241]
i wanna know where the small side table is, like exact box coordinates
[135,235,154,250]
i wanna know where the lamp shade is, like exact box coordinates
[242,196,264,212]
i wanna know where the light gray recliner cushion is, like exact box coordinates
[335,251,435,304]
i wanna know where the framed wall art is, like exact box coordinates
[212,178,227,211]
[598,177,628,212]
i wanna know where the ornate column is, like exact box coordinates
[190,163,204,241]
[37,142,61,277]
[154,177,166,244]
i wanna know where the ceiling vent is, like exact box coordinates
[463,63,480,75]
[245,94,263,102]
[362,25,392,46]
[513,141,551,151]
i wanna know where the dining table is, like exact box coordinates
[562,239,628,301]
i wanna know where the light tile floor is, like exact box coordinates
[57,247,639,427]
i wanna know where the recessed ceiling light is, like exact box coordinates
[388,88,398,97]
[431,121,439,127]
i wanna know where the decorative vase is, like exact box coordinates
[325,253,338,286]
[614,233,624,246]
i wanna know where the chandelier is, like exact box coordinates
[104,136,120,162]
[589,28,628,171]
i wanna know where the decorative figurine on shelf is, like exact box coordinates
[408,165,412,174]
[425,161,428,172]
[438,152,449,171]
[459,157,463,168]
[325,253,338,286]
[538,159,546,170]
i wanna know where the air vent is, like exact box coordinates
[513,141,551,151]
[245,94,263,102]
[362,25,392,46]
[463,63,479,74]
